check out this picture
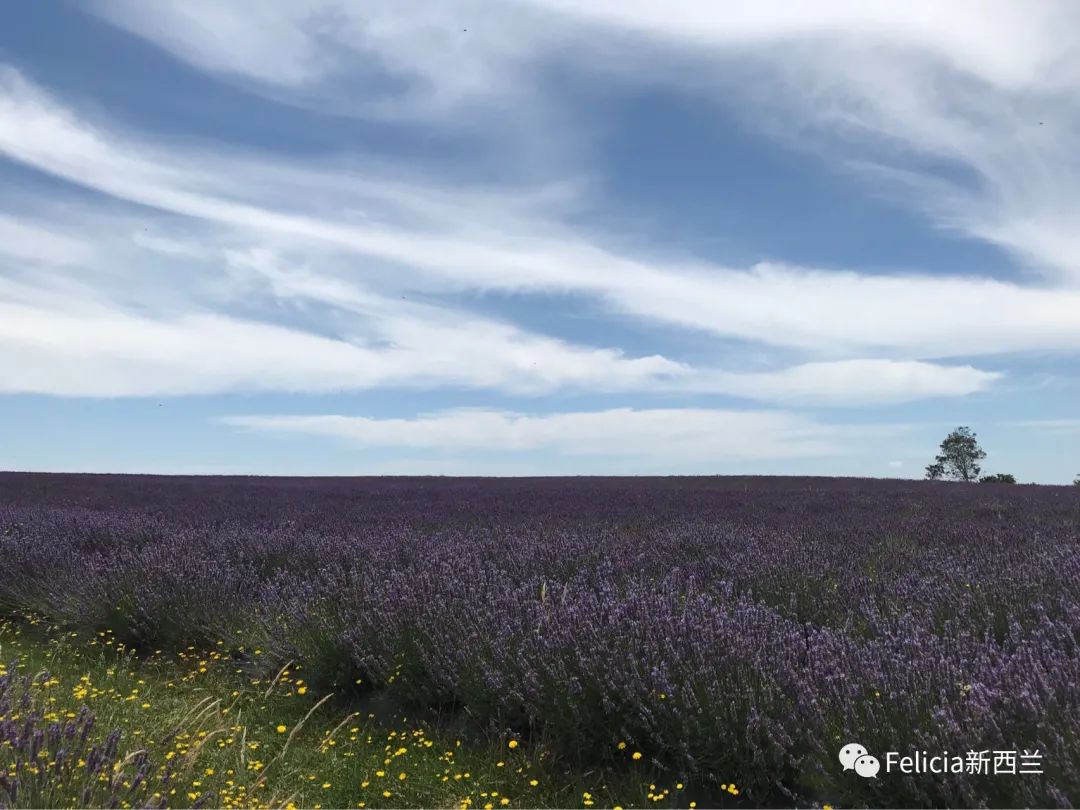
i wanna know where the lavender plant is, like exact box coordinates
[0,473,1077,806]
[0,662,196,809]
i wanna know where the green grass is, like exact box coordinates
[0,617,741,809]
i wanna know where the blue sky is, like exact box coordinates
[1,0,1079,481]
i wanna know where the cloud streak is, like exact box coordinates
[0,66,1076,370]
[86,0,1080,285]
[0,241,994,401]
[221,407,910,465]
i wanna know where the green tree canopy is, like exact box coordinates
[925,427,986,482]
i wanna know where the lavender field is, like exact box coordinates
[1,473,1078,808]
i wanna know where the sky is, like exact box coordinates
[1,1,1079,481]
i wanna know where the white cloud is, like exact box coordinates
[0,240,994,401]
[0,66,1033,405]
[91,0,337,88]
[221,407,908,464]
[702,360,998,405]
[0,291,686,398]
[0,66,1076,368]
[223,247,1000,404]
[527,0,1080,284]
[0,213,95,266]
[887,460,904,469]
[529,1,1076,90]
[87,0,570,140]
[92,1,1076,112]
[130,231,211,258]
[86,1,1080,284]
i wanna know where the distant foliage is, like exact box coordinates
[925,426,987,481]
[980,473,1016,483]
[1,473,1079,807]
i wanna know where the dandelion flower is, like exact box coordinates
[276,725,287,733]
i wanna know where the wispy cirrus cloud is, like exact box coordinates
[0,66,1076,371]
[88,0,563,119]
[0,66,1006,406]
[86,0,1080,285]
[0,296,683,398]
[0,225,994,403]
[531,0,1080,284]
[0,213,95,266]
[221,407,912,465]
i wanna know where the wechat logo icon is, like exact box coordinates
[840,743,881,778]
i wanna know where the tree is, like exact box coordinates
[1074,474,1080,486]
[924,426,986,482]
[980,473,1015,483]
